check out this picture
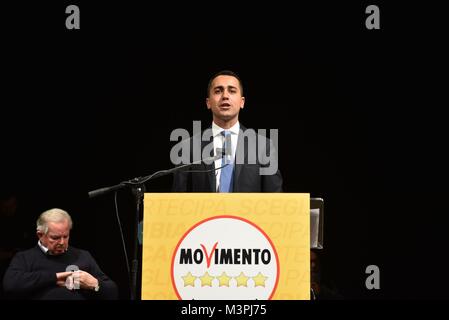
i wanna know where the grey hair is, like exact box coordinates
[36,208,73,234]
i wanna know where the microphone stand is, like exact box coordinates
[87,155,222,300]
[130,183,143,301]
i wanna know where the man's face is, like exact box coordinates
[206,75,245,125]
[37,220,70,255]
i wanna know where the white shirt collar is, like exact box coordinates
[37,240,67,255]
[38,240,49,254]
[212,121,240,137]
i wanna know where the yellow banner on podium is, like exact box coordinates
[141,193,310,300]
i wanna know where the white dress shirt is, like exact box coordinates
[212,121,240,191]
[37,240,50,254]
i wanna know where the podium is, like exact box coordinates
[141,193,311,300]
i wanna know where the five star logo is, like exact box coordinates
[235,272,250,287]
[181,272,196,287]
[199,272,214,287]
[172,216,279,299]
[217,272,231,287]
[252,272,268,287]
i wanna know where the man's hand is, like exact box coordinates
[75,270,99,290]
[56,270,98,290]
[56,271,73,287]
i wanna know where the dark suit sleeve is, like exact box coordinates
[172,168,190,192]
[261,137,283,192]
[3,252,56,297]
[262,169,283,192]
[84,251,118,299]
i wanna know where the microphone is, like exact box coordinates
[162,154,219,175]
[88,184,126,198]
[87,148,226,198]
[215,148,225,158]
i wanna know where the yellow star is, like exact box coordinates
[216,272,231,287]
[181,272,197,287]
[234,272,249,287]
[252,272,268,287]
[199,272,214,287]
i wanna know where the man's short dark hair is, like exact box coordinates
[207,70,244,97]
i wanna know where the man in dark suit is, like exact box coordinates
[172,70,282,192]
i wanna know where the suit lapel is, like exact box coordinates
[233,124,247,191]
[201,132,216,192]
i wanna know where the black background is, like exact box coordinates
[1,1,448,301]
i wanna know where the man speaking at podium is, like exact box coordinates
[172,70,283,193]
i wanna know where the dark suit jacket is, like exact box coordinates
[172,124,283,192]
